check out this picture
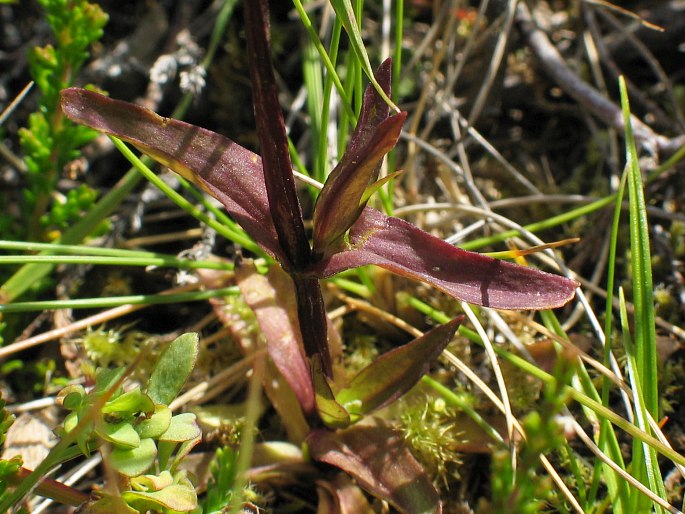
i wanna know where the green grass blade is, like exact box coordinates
[0,255,233,271]
[619,289,667,513]
[291,0,355,121]
[0,167,143,303]
[316,16,343,183]
[329,0,399,112]
[620,76,665,512]
[393,0,403,87]
[458,194,617,251]
[539,311,630,510]
[338,48,360,155]
[0,240,172,257]
[421,375,505,446]
[620,77,658,418]
[0,287,239,313]
[303,29,324,180]
[588,134,630,509]
[109,137,266,259]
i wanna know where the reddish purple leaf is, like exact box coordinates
[243,2,335,375]
[307,421,442,514]
[313,113,406,256]
[59,88,285,263]
[336,316,463,419]
[201,267,311,443]
[307,207,579,310]
[313,59,406,257]
[60,89,577,310]
[349,58,394,151]
[235,260,315,417]
[244,0,311,271]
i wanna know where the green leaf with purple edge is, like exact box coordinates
[307,208,579,310]
[235,260,316,417]
[313,59,406,257]
[244,0,311,271]
[313,113,406,256]
[307,421,442,514]
[59,90,577,310]
[336,316,463,420]
[312,354,351,429]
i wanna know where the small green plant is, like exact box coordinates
[16,0,107,242]
[202,446,239,513]
[479,363,574,513]
[202,446,265,514]
[400,396,464,487]
[58,2,578,510]
[0,333,201,512]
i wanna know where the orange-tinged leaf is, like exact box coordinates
[484,238,580,260]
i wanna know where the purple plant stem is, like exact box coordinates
[243,0,331,376]
[243,0,311,270]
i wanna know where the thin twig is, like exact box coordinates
[467,0,518,126]
[516,2,685,156]
[0,81,34,127]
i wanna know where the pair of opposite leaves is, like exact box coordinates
[59,61,577,312]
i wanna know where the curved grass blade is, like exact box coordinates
[0,287,239,313]
[329,0,399,113]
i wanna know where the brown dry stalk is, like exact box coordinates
[516,2,685,156]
